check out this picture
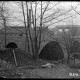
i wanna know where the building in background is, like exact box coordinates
[0,26,55,53]
[1,25,80,53]
[53,25,80,39]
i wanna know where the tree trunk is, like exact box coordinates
[34,41,39,60]
[67,52,70,64]
[21,1,30,52]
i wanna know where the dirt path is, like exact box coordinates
[17,64,80,78]
[29,64,80,78]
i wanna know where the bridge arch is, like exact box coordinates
[6,42,18,48]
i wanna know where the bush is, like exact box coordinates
[69,63,80,69]
[0,59,20,78]
[0,59,15,70]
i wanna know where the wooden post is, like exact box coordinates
[74,57,75,64]
[62,59,63,64]
[13,49,18,66]
[25,38,27,51]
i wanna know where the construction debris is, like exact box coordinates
[41,63,55,68]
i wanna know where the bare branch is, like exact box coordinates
[47,15,73,27]
[43,8,73,23]
[45,2,60,11]
[71,3,80,15]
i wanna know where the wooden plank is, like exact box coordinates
[13,49,18,66]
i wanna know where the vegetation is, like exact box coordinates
[0,1,80,78]
[18,1,74,60]
[55,26,79,64]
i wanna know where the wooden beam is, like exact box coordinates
[13,49,18,66]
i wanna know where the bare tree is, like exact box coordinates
[13,1,74,60]
[56,25,79,64]
[0,2,12,48]
[26,1,74,60]
[21,1,30,52]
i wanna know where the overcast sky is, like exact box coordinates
[1,1,80,29]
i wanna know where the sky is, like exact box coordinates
[0,1,80,29]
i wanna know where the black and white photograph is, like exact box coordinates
[0,1,80,79]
